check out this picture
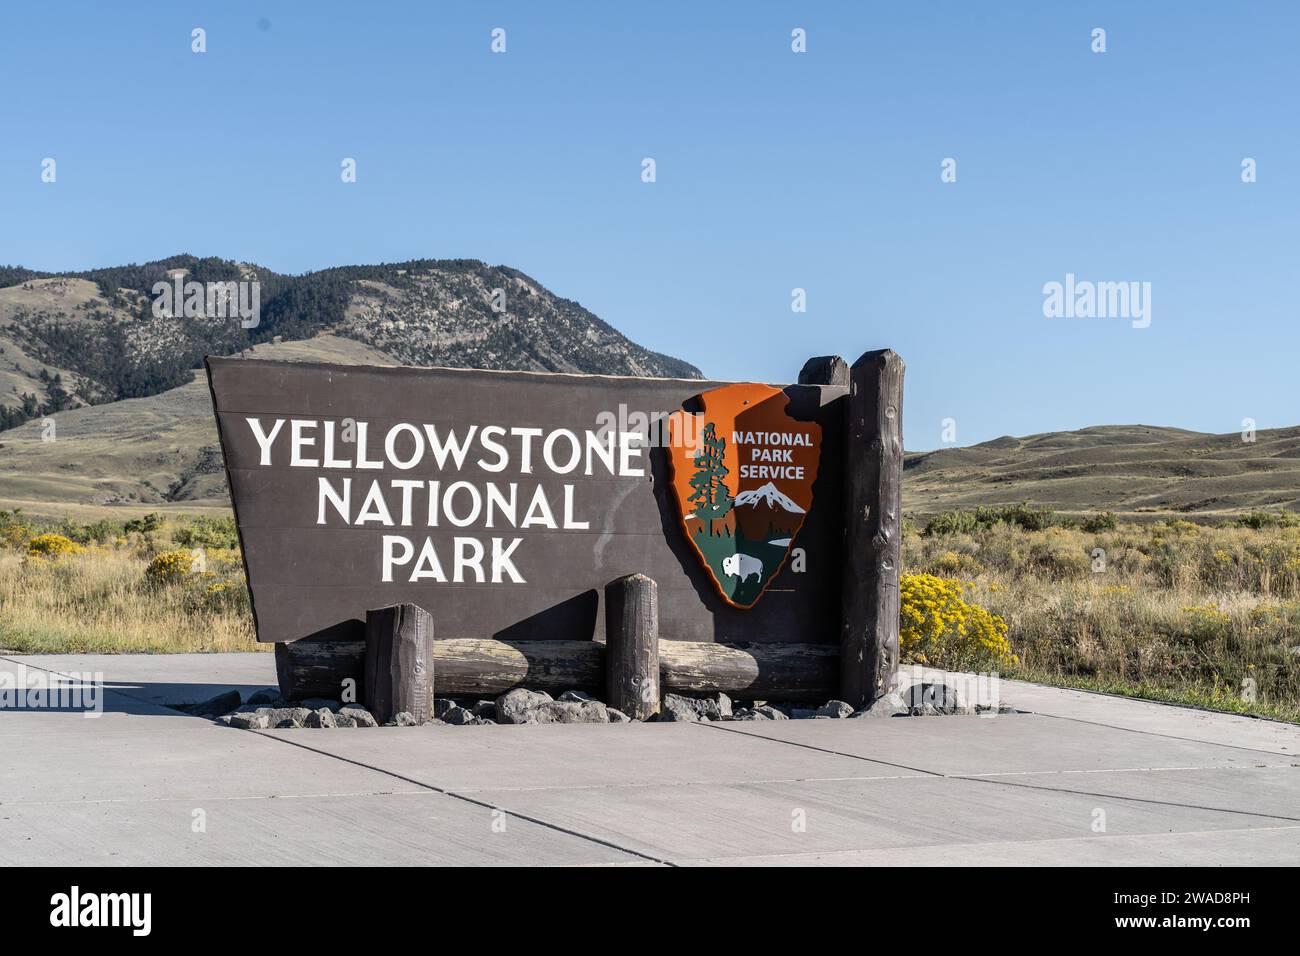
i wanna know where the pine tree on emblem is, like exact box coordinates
[688,422,732,536]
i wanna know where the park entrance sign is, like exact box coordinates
[206,350,904,710]
[667,383,821,609]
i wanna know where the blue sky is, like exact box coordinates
[2,2,1296,448]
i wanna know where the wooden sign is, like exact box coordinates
[666,383,821,608]
[206,358,848,647]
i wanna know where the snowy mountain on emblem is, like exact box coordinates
[733,481,805,514]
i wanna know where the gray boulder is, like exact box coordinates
[339,705,378,727]
[190,689,241,717]
[606,708,631,723]
[443,706,476,725]
[495,688,554,724]
[305,708,337,728]
[273,716,304,729]
[558,690,597,703]
[434,698,458,719]
[300,698,343,713]
[816,700,855,719]
[752,705,789,720]
[393,711,418,727]
[522,701,609,724]
[851,691,909,718]
[230,712,269,730]
[247,688,280,706]
[658,693,702,722]
[471,700,497,720]
[332,713,358,727]
[903,683,970,715]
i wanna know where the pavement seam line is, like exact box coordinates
[1021,708,1298,759]
[953,768,1300,824]
[690,719,945,775]
[245,727,677,866]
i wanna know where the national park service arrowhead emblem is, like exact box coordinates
[667,383,821,609]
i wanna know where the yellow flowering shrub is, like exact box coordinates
[900,573,1016,670]
[27,533,85,557]
[145,549,196,584]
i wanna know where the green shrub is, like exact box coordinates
[1081,511,1118,533]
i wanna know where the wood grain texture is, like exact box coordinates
[365,603,435,723]
[798,355,850,387]
[279,633,838,704]
[840,349,904,709]
[605,573,660,719]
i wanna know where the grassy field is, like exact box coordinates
[2,505,1299,722]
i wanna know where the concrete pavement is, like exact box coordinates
[2,652,1297,866]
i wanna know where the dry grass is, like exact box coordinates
[0,512,259,654]
[904,520,1300,722]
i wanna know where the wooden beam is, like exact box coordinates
[365,603,435,724]
[435,639,602,697]
[658,640,837,701]
[840,349,905,709]
[278,636,838,703]
[605,573,660,719]
[798,355,850,387]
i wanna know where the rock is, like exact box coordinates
[469,717,495,726]
[230,712,269,730]
[558,690,596,703]
[752,705,788,720]
[274,717,303,729]
[214,714,234,726]
[658,693,702,722]
[300,698,343,713]
[606,708,631,723]
[444,706,477,725]
[471,700,497,720]
[189,689,241,717]
[495,688,554,724]
[903,683,969,715]
[658,693,729,722]
[541,701,608,724]
[252,706,312,725]
[851,692,909,718]
[339,705,378,727]
[305,708,337,728]
[333,713,358,727]
[393,711,418,727]
[434,698,458,719]
[247,688,280,706]
[816,700,855,719]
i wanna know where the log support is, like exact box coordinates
[605,573,660,720]
[840,349,904,709]
[364,603,435,724]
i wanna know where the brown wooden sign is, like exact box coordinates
[666,383,821,608]
[206,358,848,646]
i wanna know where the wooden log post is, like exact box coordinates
[279,636,837,704]
[364,603,435,724]
[798,354,850,387]
[841,349,905,709]
[605,573,660,720]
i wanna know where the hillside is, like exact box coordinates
[904,424,1300,520]
[0,255,700,430]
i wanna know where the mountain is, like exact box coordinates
[904,424,1300,520]
[734,482,805,513]
[734,481,805,541]
[0,255,701,431]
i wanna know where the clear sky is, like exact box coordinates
[2,2,1295,449]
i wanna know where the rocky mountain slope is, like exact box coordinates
[0,255,701,430]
